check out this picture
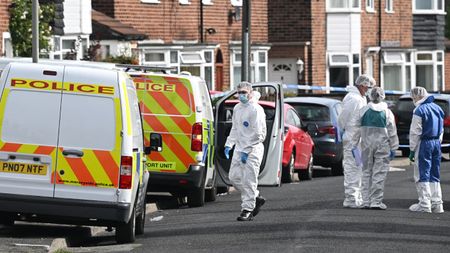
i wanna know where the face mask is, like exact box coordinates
[239,94,249,104]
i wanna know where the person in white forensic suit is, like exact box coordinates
[224,81,267,221]
[338,74,375,208]
[354,87,398,210]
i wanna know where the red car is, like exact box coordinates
[279,103,314,183]
[225,100,314,183]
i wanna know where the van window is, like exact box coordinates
[198,80,213,119]
[58,94,116,150]
[2,90,60,146]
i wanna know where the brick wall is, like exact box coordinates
[310,1,326,86]
[361,0,412,84]
[92,0,268,89]
[0,0,10,55]
[268,0,311,42]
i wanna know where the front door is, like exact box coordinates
[214,82,284,186]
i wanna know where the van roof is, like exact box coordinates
[0,57,117,71]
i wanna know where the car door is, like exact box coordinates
[0,63,64,198]
[291,109,311,168]
[53,66,121,202]
[214,82,284,186]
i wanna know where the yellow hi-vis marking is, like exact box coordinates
[10,78,115,96]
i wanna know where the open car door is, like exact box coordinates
[214,82,284,187]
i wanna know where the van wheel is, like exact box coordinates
[299,155,313,181]
[282,153,296,183]
[187,185,205,207]
[205,186,217,202]
[115,208,136,244]
[135,201,146,235]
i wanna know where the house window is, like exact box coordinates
[230,50,268,89]
[381,51,413,91]
[202,0,213,4]
[413,0,444,13]
[327,0,360,11]
[385,0,393,12]
[141,0,160,3]
[231,0,242,7]
[180,52,204,64]
[327,53,360,88]
[366,0,375,12]
[179,0,191,5]
[51,35,88,60]
[415,51,444,91]
[144,52,165,64]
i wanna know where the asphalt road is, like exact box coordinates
[1,157,450,253]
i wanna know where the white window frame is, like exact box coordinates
[180,52,204,64]
[230,49,268,89]
[413,0,445,14]
[326,52,360,88]
[231,0,242,7]
[381,51,407,92]
[326,0,360,13]
[140,0,160,4]
[179,0,191,5]
[202,0,213,5]
[414,50,445,91]
[2,32,12,58]
[385,0,394,13]
[50,35,89,60]
[383,52,404,64]
[366,0,375,12]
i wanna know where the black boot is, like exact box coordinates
[252,196,266,217]
[237,210,253,221]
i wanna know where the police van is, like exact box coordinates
[127,71,216,208]
[0,62,162,243]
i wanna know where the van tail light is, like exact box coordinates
[318,126,336,135]
[191,123,203,152]
[444,116,450,127]
[119,156,133,189]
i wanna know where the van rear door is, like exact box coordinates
[214,82,284,186]
[53,66,122,202]
[0,63,64,197]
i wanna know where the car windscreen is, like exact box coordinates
[290,103,330,122]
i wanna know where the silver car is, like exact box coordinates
[285,97,344,176]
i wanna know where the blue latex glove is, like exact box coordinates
[409,151,415,162]
[389,150,396,160]
[224,146,231,159]
[241,152,249,164]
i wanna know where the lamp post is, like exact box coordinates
[241,0,250,82]
[32,0,39,63]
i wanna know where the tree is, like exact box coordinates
[9,0,55,57]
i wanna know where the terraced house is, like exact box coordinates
[269,0,447,92]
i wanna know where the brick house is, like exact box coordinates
[91,0,270,91]
[269,0,446,92]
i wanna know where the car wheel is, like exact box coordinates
[282,153,296,183]
[299,155,313,181]
[135,201,146,236]
[115,207,136,244]
[205,185,217,202]
[331,161,343,176]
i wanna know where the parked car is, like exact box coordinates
[392,94,450,156]
[219,100,314,183]
[285,97,344,176]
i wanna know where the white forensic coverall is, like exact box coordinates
[355,102,398,208]
[338,85,367,207]
[225,95,267,211]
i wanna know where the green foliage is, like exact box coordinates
[9,0,55,57]
[103,55,139,65]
